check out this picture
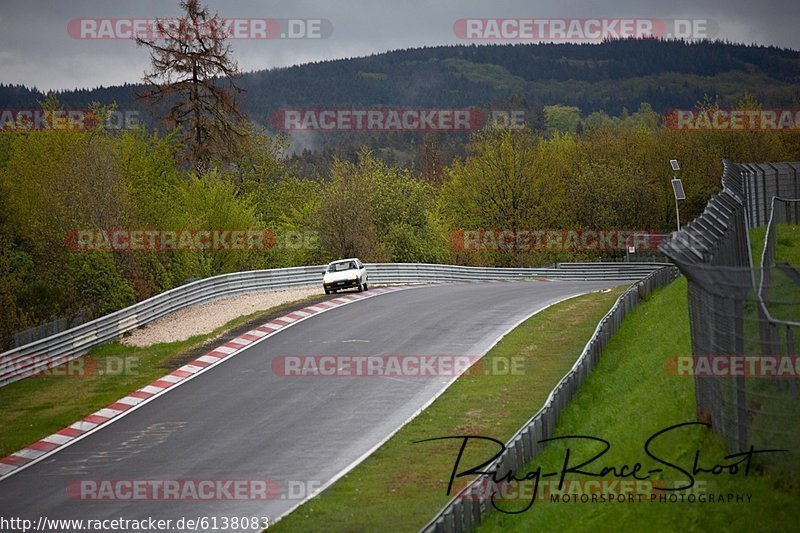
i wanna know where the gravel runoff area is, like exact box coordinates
[120,286,324,347]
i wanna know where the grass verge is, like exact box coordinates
[480,277,798,533]
[766,223,800,321]
[269,285,627,532]
[0,295,322,457]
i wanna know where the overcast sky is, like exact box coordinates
[1,0,797,91]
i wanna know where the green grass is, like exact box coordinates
[479,277,798,533]
[765,223,800,321]
[0,296,320,457]
[747,222,799,358]
[750,223,800,321]
[270,286,627,532]
[774,223,800,265]
[750,225,766,264]
[765,269,800,321]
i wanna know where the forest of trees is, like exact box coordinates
[3,38,798,176]
[1,96,800,348]
[1,36,800,348]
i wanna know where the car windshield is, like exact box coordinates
[329,261,355,272]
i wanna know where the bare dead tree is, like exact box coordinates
[136,0,246,170]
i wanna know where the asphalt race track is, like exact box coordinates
[0,280,619,529]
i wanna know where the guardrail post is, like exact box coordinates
[532,416,544,454]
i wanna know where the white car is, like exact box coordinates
[323,258,368,294]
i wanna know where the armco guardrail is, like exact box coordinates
[0,265,327,388]
[0,262,667,388]
[421,265,679,533]
[366,262,668,284]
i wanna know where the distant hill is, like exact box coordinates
[239,39,800,116]
[2,38,799,166]
[3,39,799,113]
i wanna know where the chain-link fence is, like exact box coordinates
[0,309,91,352]
[660,161,800,485]
[741,162,800,227]
[754,197,800,470]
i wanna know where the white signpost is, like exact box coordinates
[670,159,684,232]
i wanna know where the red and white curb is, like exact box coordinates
[0,286,410,481]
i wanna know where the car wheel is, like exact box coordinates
[357,280,363,292]
[363,282,368,291]
[324,288,330,295]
